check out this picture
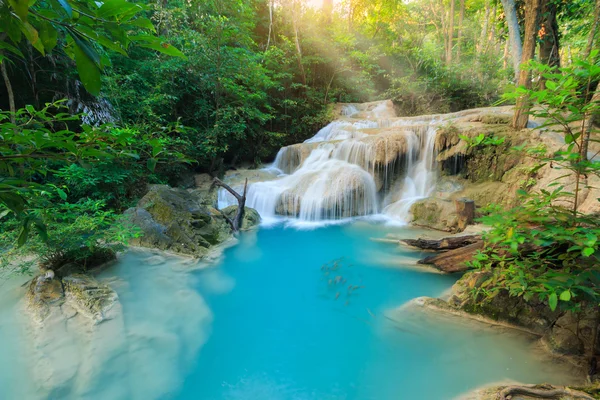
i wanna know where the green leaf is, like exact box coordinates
[8,0,29,20]
[69,29,101,67]
[39,21,58,52]
[17,218,31,247]
[98,0,141,19]
[559,290,572,302]
[57,0,73,17]
[56,188,67,200]
[548,292,558,311]
[22,22,44,55]
[0,41,24,58]
[128,17,155,31]
[582,247,595,257]
[147,158,157,172]
[72,41,101,96]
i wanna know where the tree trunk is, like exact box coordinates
[0,58,16,124]
[418,242,484,273]
[456,0,465,62]
[512,0,543,130]
[291,1,307,86]
[446,0,455,64]
[500,0,523,82]
[455,198,475,231]
[400,235,481,251]
[479,0,491,53]
[539,0,560,90]
[585,0,600,59]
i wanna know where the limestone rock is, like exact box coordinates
[27,275,65,322]
[409,198,460,232]
[449,271,560,335]
[62,274,118,323]
[124,185,237,257]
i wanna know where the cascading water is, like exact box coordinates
[218,100,444,224]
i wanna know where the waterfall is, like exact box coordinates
[218,100,443,224]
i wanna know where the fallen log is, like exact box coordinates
[400,235,480,251]
[417,241,483,273]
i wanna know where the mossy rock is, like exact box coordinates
[221,206,261,230]
[125,185,236,257]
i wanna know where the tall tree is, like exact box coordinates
[584,0,600,59]
[456,0,465,62]
[446,0,456,63]
[539,1,560,67]
[512,0,544,130]
[500,0,523,81]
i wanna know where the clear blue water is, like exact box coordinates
[173,223,575,400]
[0,222,579,399]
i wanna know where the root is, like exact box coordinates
[498,385,595,400]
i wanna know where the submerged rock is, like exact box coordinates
[27,275,65,322]
[62,274,118,323]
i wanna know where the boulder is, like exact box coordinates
[449,271,560,335]
[124,185,237,257]
[409,198,460,232]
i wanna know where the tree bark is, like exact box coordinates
[479,0,491,54]
[291,0,307,86]
[512,0,543,130]
[446,0,455,64]
[456,0,465,62]
[418,241,484,273]
[0,58,16,124]
[400,235,481,251]
[500,0,523,82]
[538,0,560,89]
[213,178,248,232]
[455,198,475,231]
[584,0,600,59]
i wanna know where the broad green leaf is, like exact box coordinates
[548,292,558,311]
[98,0,141,19]
[559,290,572,302]
[0,41,24,58]
[8,0,29,20]
[22,22,44,55]
[56,188,67,200]
[73,42,101,96]
[39,21,58,52]
[582,247,595,257]
[17,218,31,247]
[147,158,157,172]
[69,29,101,67]
[128,17,155,31]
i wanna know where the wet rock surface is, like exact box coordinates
[125,185,259,257]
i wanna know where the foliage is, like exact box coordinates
[0,0,184,95]
[470,57,600,313]
[459,133,506,148]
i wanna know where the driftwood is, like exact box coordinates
[418,241,483,273]
[401,235,481,251]
[497,385,595,400]
[213,178,248,232]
